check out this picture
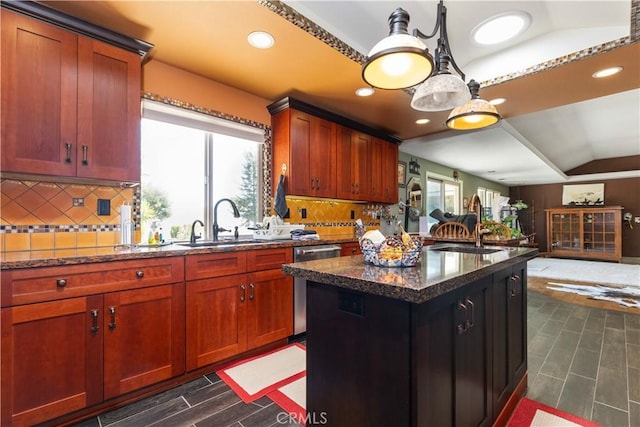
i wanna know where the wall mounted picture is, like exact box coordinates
[562,183,605,206]
[398,161,406,187]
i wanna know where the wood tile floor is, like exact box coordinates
[75,371,301,427]
[527,289,640,427]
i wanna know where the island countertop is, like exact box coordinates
[282,243,538,303]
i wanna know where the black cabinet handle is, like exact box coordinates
[249,283,255,300]
[510,275,521,297]
[108,306,117,330]
[90,309,99,335]
[465,297,475,330]
[456,299,467,335]
[56,278,67,288]
[240,285,246,302]
[64,143,72,163]
[81,145,88,165]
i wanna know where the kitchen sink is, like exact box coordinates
[176,239,260,248]
[432,246,504,254]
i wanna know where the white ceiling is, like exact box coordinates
[287,0,640,186]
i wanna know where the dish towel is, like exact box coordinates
[274,174,288,219]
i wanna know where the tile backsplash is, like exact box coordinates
[0,179,387,253]
[283,197,383,236]
[1,179,138,252]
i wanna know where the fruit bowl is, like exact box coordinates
[360,234,423,268]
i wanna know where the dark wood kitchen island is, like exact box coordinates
[282,244,538,427]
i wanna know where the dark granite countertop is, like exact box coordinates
[282,243,538,303]
[0,235,357,270]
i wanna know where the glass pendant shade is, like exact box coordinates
[446,98,500,130]
[410,73,471,111]
[446,80,501,130]
[362,8,434,90]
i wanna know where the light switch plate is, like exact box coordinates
[97,199,110,216]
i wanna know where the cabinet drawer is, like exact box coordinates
[1,257,184,307]
[185,252,247,281]
[340,242,362,256]
[246,248,293,272]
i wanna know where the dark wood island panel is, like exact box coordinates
[284,245,537,426]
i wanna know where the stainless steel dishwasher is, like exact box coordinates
[293,244,342,335]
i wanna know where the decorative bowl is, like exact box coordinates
[360,237,423,267]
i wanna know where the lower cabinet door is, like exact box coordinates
[186,274,248,370]
[1,296,103,426]
[492,262,527,418]
[415,276,492,427]
[246,269,293,349]
[103,283,185,399]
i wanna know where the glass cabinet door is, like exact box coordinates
[551,212,580,251]
[585,211,616,254]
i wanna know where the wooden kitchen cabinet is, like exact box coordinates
[0,257,184,426]
[492,261,527,420]
[414,276,493,427]
[306,261,529,426]
[186,248,293,370]
[1,295,103,426]
[271,108,337,198]
[268,97,401,203]
[370,137,399,203]
[546,206,622,262]
[103,284,185,399]
[1,7,148,183]
[336,125,371,200]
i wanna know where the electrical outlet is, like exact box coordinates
[72,198,84,207]
[634,217,640,223]
[301,208,307,219]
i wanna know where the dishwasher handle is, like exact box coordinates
[295,246,341,258]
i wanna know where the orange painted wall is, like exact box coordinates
[142,60,272,126]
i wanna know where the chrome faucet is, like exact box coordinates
[468,194,487,248]
[213,198,240,241]
[190,219,204,244]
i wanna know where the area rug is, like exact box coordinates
[508,397,602,427]
[527,258,640,287]
[268,376,306,424]
[215,343,305,403]
[546,281,640,309]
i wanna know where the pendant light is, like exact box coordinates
[362,8,434,90]
[363,0,502,129]
[446,80,501,130]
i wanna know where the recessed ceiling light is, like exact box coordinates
[355,87,375,97]
[472,11,530,45]
[415,118,431,125]
[489,98,506,106]
[592,66,623,78]
[248,31,274,49]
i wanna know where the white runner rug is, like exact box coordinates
[216,343,305,402]
[528,257,640,286]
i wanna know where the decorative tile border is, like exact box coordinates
[0,224,126,234]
